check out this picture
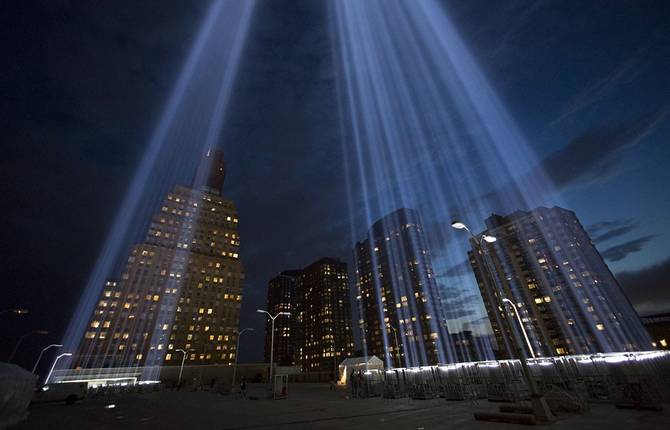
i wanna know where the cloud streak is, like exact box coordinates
[587,218,637,243]
[552,52,649,125]
[539,108,669,189]
[617,257,670,315]
[439,259,472,278]
[601,235,654,262]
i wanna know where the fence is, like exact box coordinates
[354,351,670,409]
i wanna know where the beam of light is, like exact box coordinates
[330,0,563,365]
[59,0,256,373]
[331,0,649,363]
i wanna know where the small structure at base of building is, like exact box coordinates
[338,356,384,384]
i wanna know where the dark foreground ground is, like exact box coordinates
[14,383,670,430]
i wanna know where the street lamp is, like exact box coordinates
[8,330,49,363]
[175,348,194,387]
[451,220,553,421]
[257,309,290,384]
[231,327,254,389]
[0,308,29,316]
[502,298,535,359]
[45,352,72,384]
[32,344,63,374]
[388,325,401,368]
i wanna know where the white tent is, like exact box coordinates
[338,356,384,384]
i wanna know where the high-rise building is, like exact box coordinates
[469,206,651,358]
[296,258,354,372]
[641,313,670,350]
[354,208,449,367]
[263,270,301,366]
[76,149,245,369]
[449,330,485,363]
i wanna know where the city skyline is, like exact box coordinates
[2,0,669,368]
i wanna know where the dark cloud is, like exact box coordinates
[617,257,670,316]
[444,307,478,320]
[600,235,654,262]
[440,285,467,298]
[539,108,669,189]
[441,293,482,320]
[587,218,638,243]
[454,108,669,218]
[439,259,473,278]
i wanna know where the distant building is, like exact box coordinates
[263,270,301,366]
[76,149,245,369]
[641,313,670,350]
[450,331,478,363]
[469,206,651,358]
[296,258,354,372]
[354,208,449,367]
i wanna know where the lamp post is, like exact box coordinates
[231,328,254,389]
[8,330,48,363]
[502,298,535,359]
[257,309,290,384]
[32,344,62,374]
[175,348,194,387]
[45,352,72,384]
[0,308,29,316]
[389,325,400,368]
[452,220,553,421]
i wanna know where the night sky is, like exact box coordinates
[2,0,669,368]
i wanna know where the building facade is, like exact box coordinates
[469,206,651,358]
[263,270,301,366]
[76,149,245,369]
[354,208,449,367]
[296,258,354,372]
[641,313,670,350]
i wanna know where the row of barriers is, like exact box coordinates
[352,351,670,410]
